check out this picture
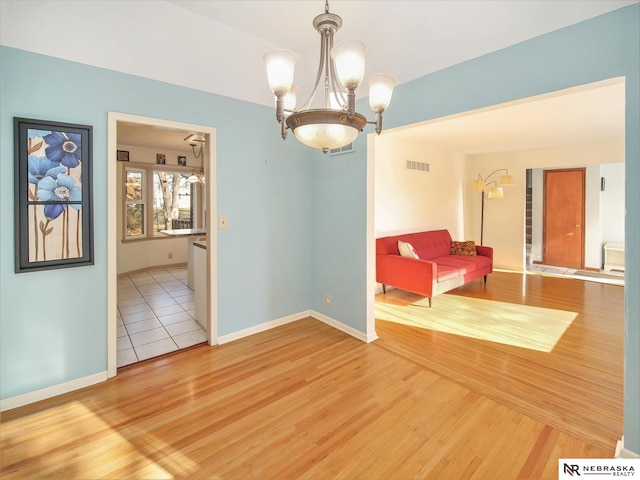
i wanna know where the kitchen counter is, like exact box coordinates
[160,228,207,288]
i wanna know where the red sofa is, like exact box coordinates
[376,229,493,306]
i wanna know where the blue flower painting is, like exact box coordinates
[16,117,92,272]
[25,126,85,263]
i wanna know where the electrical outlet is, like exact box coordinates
[325,294,331,306]
[218,215,228,229]
[168,252,173,259]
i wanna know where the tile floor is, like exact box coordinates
[117,266,207,368]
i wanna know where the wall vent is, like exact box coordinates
[329,143,354,155]
[406,160,430,172]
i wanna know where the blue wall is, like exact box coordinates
[309,5,640,452]
[0,46,312,399]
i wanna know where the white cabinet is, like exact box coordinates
[193,241,207,329]
[603,242,625,272]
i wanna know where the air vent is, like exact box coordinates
[329,143,355,155]
[406,160,429,172]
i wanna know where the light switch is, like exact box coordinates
[218,215,228,230]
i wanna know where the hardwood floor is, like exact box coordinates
[0,272,624,479]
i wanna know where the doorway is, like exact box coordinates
[543,168,585,269]
[106,112,217,377]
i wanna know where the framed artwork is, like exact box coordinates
[117,150,129,162]
[14,117,94,273]
[156,153,166,164]
[178,155,187,166]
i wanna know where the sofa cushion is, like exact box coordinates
[434,256,477,275]
[398,241,419,259]
[451,240,477,256]
[436,264,460,282]
[450,254,492,270]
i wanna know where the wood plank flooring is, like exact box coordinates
[376,271,624,452]
[0,271,624,479]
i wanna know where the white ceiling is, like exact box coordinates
[167,0,636,107]
[117,122,203,154]
[388,78,626,153]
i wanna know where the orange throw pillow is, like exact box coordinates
[451,240,477,256]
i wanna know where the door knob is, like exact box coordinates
[576,224,581,228]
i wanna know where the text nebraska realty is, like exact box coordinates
[566,463,635,476]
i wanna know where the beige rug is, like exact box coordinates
[375,294,577,352]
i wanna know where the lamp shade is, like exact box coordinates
[286,109,367,152]
[264,49,298,96]
[472,179,486,191]
[283,84,299,111]
[500,174,515,186]
[368,74,397,113]
[331,39,367,89]
[488,187,504,199]
[293,123,360,151]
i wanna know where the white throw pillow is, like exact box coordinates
[398,240,419,259]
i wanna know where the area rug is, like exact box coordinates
[375,295,578,352]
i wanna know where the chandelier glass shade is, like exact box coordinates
[264,1,396,153]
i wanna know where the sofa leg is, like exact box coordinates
[484,275,487,283]
[428,297,432,308]
[382,284,386,294]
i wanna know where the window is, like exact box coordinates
[124,166,199,240]
[125,169,145,238]
[151,170,193,236]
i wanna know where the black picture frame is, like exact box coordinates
[178,155,187,166]
[117,150,129,162]
[14,117,94,273]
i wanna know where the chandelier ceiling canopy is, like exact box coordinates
[264,0,397,153]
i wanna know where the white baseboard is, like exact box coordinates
[310,310,378,343]
[0,371,108,412]
[615,437,640,458]
[218,310,377,345]
[217,311,311,345]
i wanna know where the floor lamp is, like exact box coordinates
[472,169,514,245]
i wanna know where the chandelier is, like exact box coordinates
[264,0,397,153]
[185,134,205,184]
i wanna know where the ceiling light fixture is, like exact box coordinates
[184,134,205,184]
[264,0,397,153]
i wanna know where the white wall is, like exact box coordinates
[466,141,624,270]
[601,162,626,244]
[374,135,465,238]
[375,134,625,271]
[116,143,203,274]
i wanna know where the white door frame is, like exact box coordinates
[106,112,217,377]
